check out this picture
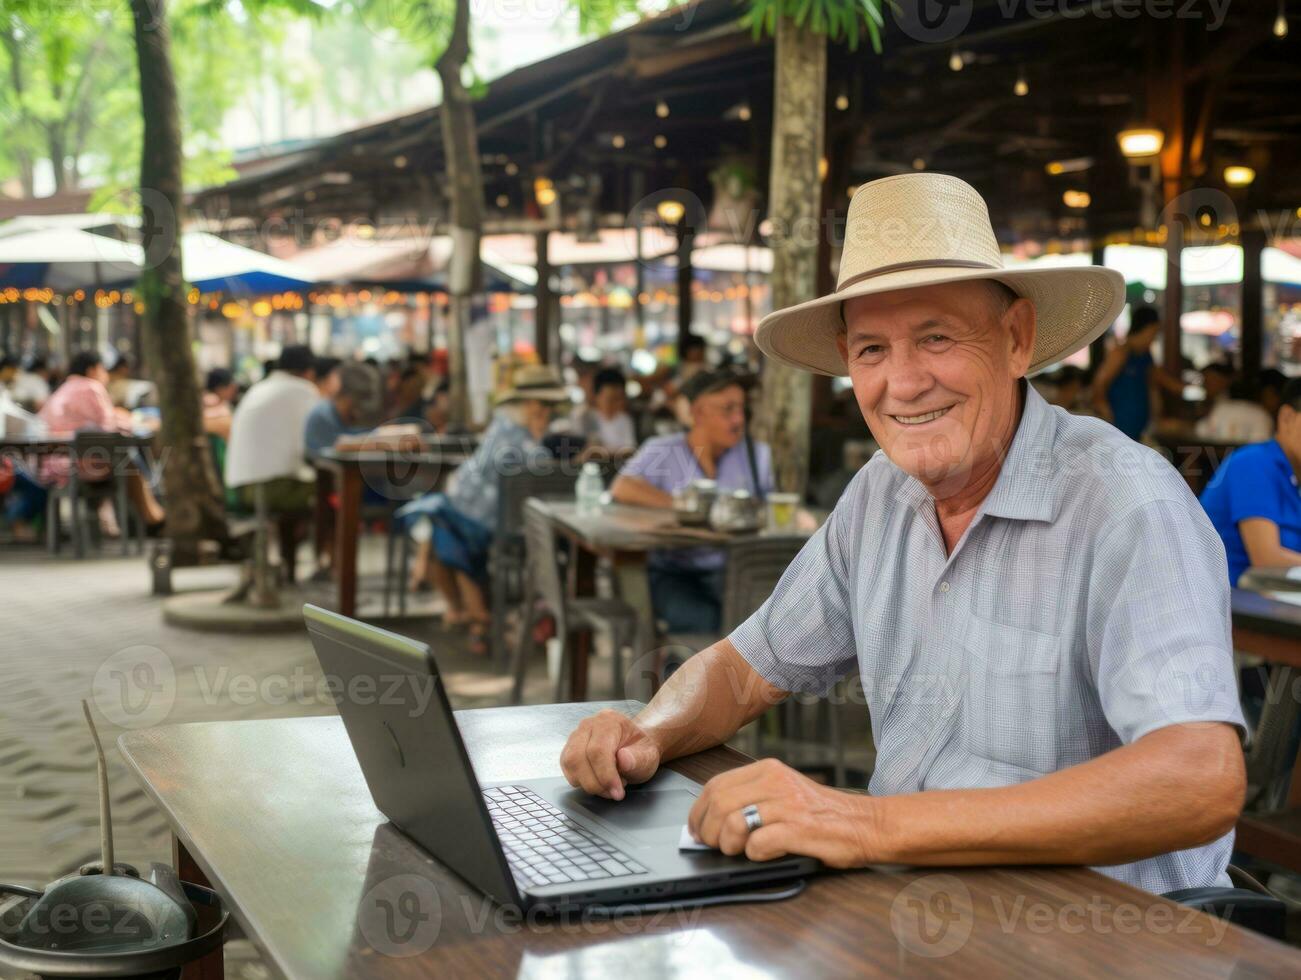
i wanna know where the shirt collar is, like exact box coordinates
[893,381,1062,524]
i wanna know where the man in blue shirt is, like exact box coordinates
[1200,377,1301,584]
[303,362,383,457]
[612,367,773,634]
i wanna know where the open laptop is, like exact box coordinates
[304,604,817,912]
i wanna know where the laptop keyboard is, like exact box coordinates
[484,785,648,889]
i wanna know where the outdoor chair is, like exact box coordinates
[664,534,850,786]
[46,431,145,560]
[488,466,581,660]
[510,498,639,704]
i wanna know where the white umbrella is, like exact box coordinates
[0,227,142,290]
[180,231,316,295]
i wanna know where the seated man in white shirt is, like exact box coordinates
[1195,371,1273,443]
[224,345,319,515]
[579,367,637,455]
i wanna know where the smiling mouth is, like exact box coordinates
[890,407,953,426]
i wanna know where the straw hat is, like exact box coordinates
[497,364,570,404]
[754,173,1126,376]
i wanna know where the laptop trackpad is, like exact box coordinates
[572,789,696,836]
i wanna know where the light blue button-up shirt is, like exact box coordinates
[730,383,1245,894]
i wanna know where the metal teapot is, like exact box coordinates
[709,488,764,533]
[672,478,718,526]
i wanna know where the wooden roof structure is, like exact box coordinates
[193,0,1301,250]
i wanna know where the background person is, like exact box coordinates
[1200,377,1301,584]
[1091,306,1184,439]
[38,349,164,536]
[611,367,772,633]
[304,361,384,457]
[401,365,566,655]
[1195,372,1274,443]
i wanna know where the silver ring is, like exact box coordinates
[742,803,763,833]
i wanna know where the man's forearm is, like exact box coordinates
[866,722,1244,867]
[635,640,786,762]
[610,475,673,509]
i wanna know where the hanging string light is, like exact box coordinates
[835,88,849,111]
[738,103,752,122]
[1274,0,1289,37]
[1014,68,1028,97]
[655,99,669,118]
[948,49,964,72]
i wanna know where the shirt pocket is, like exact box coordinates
[961,614,1063,775]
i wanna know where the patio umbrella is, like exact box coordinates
[180,231,316,295]
[0,227,143,290]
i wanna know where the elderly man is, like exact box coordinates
[560,174,1245,896]
[611,367,772,633]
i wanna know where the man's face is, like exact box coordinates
[594,383,626,417]
[1203,370,1232,401]
[690,384,747,451]
[217,382,238,404]
[837,281,1035,492]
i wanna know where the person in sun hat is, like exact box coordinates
[400,363,569,655]
[558,173,1246,896]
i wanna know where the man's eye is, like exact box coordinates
[922,334,951,347]
[857,345,884,359]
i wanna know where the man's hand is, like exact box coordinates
[687,758,876,868]
[559,709,662,800]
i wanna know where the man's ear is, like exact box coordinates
[835,330,849,365]
[1005,297,1037,378]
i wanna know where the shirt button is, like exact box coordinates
[939,581,951,593]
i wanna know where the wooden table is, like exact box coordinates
[537,501,810,700]
[116,704,1301,979]
[312,438,475,617]
[1231,586,1301,873]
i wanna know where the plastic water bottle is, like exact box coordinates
[576,462,604,517]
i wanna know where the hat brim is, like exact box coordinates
[754,265,1126,377]
[497,387,571,405]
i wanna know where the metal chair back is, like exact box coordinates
[720,535,807,633]
[496,466,580,540]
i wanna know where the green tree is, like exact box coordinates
[746,0,884,496]
[358,0,642,427]
[0,1,134,195]
[125,0,325,561]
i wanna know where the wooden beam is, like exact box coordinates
[1241,226,1264,377]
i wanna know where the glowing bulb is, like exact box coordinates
[654,134,667,149]
[1014,74,1028,97]
[835,92,849,111]
[612,134,625,149]
[949,50,963,71]
[738,103,752,122]
[505,161,518,176]
[495,194,509,208]
[655,100,669,118]
[1274,10,1288,37]
[1224,165,1256,187]
[656,200,685,224]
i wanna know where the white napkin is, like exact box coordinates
[678,825,714,851]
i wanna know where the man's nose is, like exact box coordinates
[884,349,933,405]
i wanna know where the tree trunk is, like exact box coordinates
[758,18,825,497]
[129,0,228,560]
[434,0,483,429]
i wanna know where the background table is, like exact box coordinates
[536,501,814,700]
[118,704,1301,979]
[1231,586,1301,874]
[312,438,475,616]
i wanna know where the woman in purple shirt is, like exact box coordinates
[611,368,773,633]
